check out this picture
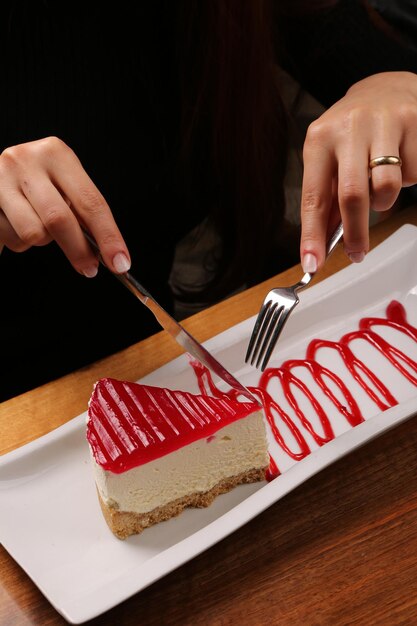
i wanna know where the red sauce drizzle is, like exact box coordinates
[193,301,417,480]
[266,455,280,481]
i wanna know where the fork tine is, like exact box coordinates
[245,301,270,363]
[259,304,294,371]
[255,304,286,368]
[246,300,277,365]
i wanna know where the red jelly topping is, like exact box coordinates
[87,378,260,473]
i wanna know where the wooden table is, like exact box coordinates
[1,206,417,625]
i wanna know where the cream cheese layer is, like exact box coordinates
[92,411,268,514]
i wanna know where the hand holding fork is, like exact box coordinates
[245,222,344,371]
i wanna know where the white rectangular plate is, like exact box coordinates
[1,224,417,624]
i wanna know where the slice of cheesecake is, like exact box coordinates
[87,377,269,539]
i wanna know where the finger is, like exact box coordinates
[400,121,417,186]
[369,153,402,214]
[300,136,335,273]
[46,146,131,273]
[367,109,403,210]
[0,209,33,252]
[337,145,370,263]
[328,177,343,235]
[0,188,51,248]
[20,175,99,277]
[0,153,51,252]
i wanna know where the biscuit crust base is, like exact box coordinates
[98,466,267,539]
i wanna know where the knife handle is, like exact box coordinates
[82,227,153,301]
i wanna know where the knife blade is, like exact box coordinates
[83,230,259,405]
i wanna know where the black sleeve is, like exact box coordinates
[277,0,417,108]
[368,0,417,50]
[0,2,205,401]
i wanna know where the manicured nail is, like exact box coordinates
[348,251,365,263]
[302,252,317,274]
[83,265,98,278]
[112,252,130,273]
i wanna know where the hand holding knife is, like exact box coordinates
[83,229,259,405]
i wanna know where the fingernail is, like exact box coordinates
[83,265,98,278]
[348,251,365,263]
[302,252,317,274]
[112,252,130,273]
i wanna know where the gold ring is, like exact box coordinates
[369,155,402,169]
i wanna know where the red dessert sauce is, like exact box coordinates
[194,300,417,480]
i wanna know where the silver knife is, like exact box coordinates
[83,230,259,405]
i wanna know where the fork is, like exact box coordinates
[245,222,344,371]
